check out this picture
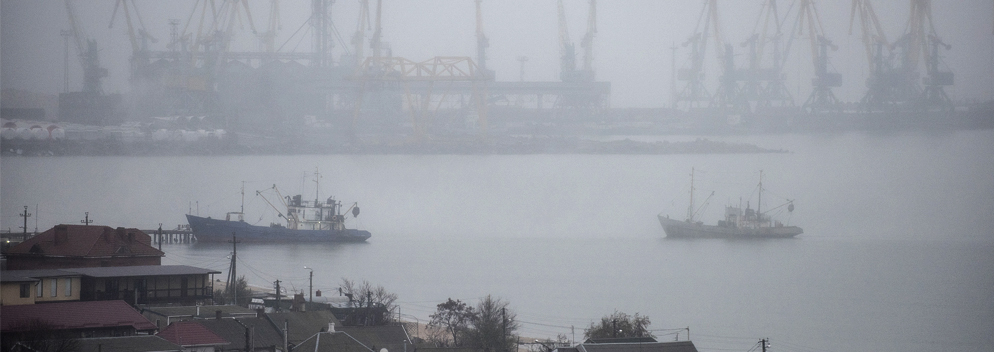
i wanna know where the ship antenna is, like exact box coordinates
[688,167,695,222]
[757,170,763,221]
[313,167,322,204]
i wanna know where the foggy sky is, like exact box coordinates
[2,0,993,108]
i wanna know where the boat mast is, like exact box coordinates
[757,170,763,221]
[688,167,695,221]
[240,181,245,214]
[313,168,321,204]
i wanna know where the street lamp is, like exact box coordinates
[304,266,313,303]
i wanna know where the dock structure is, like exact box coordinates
[141,227,196,244]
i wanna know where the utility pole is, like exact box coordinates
[157,223,162,251]
[80,212,92,226]
[61,29,71,93]
[274,280,282,312]
[502,307,507,352]
[227,234,239,305]
[304,266,313,302]
[19,206,32,242]
[759,338,768,352]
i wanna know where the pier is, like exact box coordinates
[142,227,196,244]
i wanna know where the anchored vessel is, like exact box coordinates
[187,174,371,243]
[658,169,802,239]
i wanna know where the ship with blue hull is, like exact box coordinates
[187,173,371,243]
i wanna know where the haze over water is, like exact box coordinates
[3,130,993,351]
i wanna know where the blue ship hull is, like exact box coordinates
[186,214,371,243]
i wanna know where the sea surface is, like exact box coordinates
[3,130,993,352]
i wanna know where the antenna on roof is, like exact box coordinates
[81,212,92,226]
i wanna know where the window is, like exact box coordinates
[20,283,30,298]
[65,278,73,297]
[50,278,58,297]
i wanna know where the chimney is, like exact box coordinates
[328,323,335,332]
[216,310,223,320]
[116,227,126,242]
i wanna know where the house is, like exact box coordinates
[0,269,82,305]
[293,331,376,352]
[66,265,220,305]
[4,225,164,270]
[141,305,261,327]
[196,317,287,352]
[157,321,230,352]
[0,300,158,339]
[555,339,699,352]
[1,265,219,306]
[338,324,414,352]
[264,310,342,348]
[75,335,183,352]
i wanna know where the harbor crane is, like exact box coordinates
[674,0,722,109]
[557,0,577,81]
[849,0,946,111]
[580,0,597,77]
[476,0,494,78]
[64,0,107,96]
[738,0,793,109]
[60,0,124,125]
[784,0,842,112]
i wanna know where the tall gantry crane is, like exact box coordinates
[351,0,371,67]
[64,0,107,96]
[674,0,723,109]
[475,0,494,78]
[784,0,842,112]
[738,0,792,108]
[579,0,596,78]
[558,0,577,82]
[906,0,953,109]
[850,0,922,110]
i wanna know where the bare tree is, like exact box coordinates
[339,278,398,325]
[583,311,654,340]
[428,298,475,347]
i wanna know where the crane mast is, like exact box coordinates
[476,0,490,75]
[558,0,577,82]
[580,0,596,74]
[784,0,842,112]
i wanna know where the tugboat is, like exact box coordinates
[658,168,802,239]
[186,171,371,243]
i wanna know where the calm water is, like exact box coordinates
[3,131,993,351]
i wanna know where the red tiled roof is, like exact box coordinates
[6,225,164,258]
[0,300,157,332]
[157,321,230,347]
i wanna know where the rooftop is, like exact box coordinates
[64,265,221,278]
[576,341,699,352]
[1,300,157,332]
[74,335,182,352]
[0,269,81,283]
[6,224,164,258]
[157,321,230,347]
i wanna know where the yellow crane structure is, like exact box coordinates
[738,0,793,108]
[849,0,950,110]
[674,0,724,110]
[351,57,490,139]
[784,0,842,112]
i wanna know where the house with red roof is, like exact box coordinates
[4,224,164,270]
[0,300,158,342]
[157,321,230,352]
